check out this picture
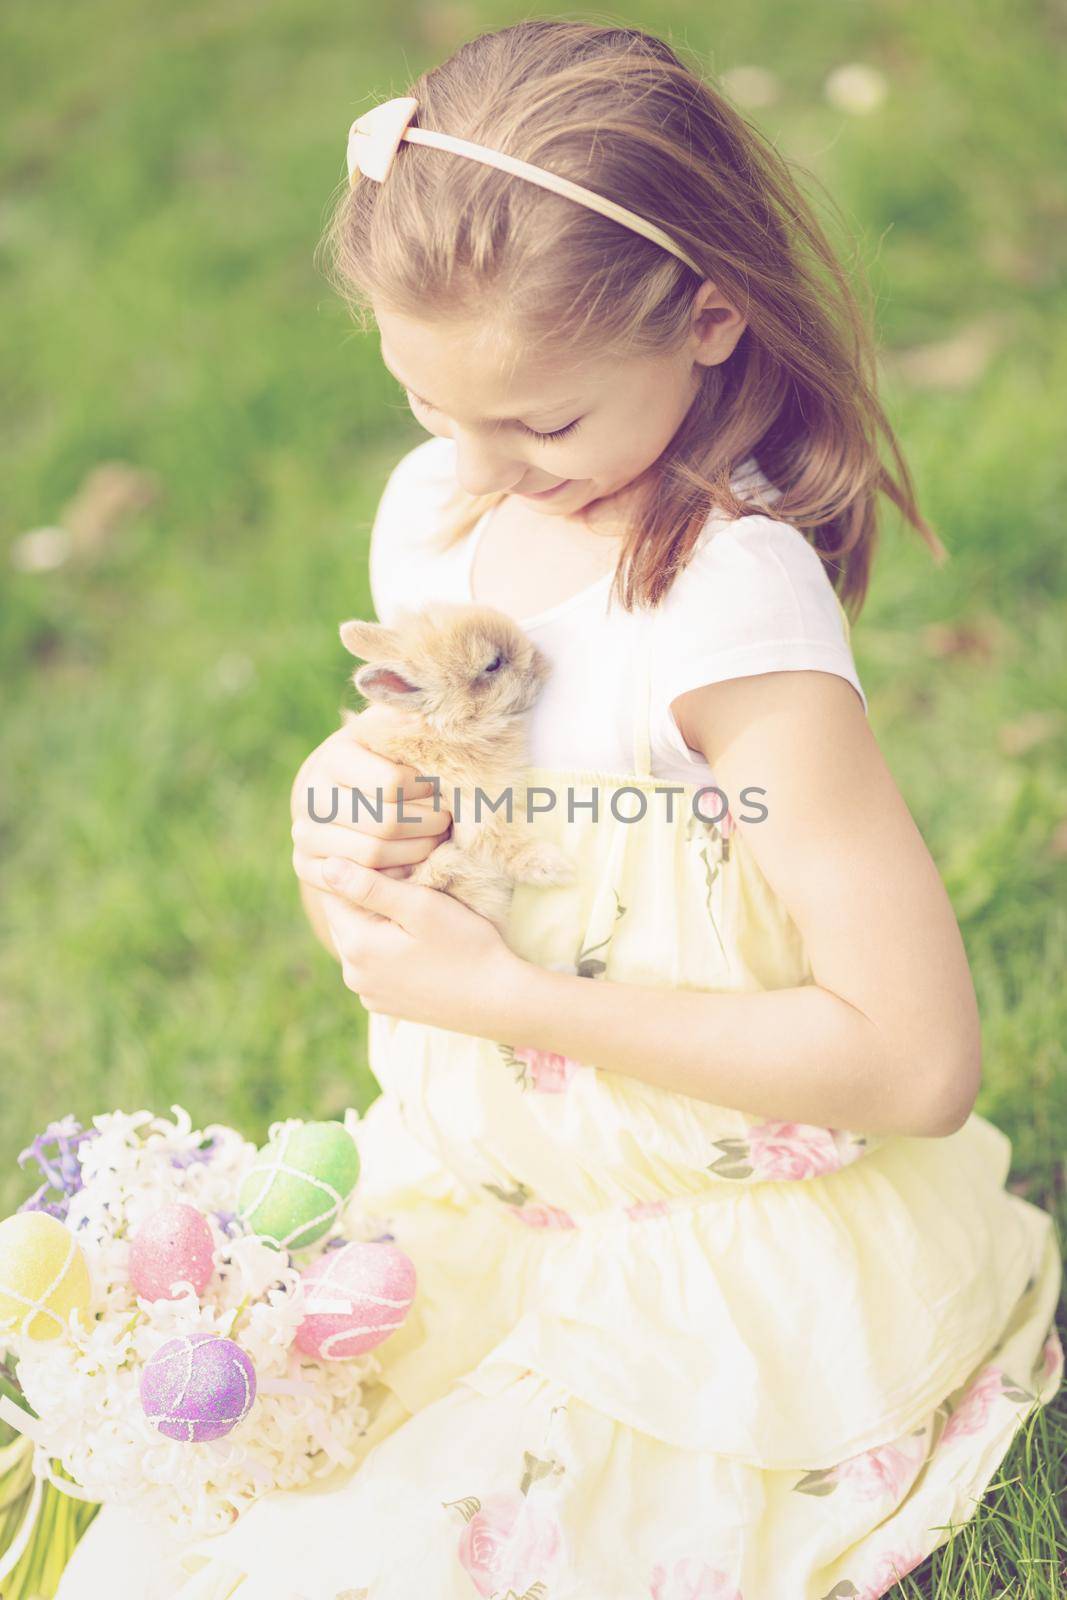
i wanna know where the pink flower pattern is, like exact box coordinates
[704,1122,870,1184]
[746,1121,848,1181]
[1040,1326,1063,1382]
[510,1202,578,1229]
[649,1556,744,1599]
[455,1489,564,1598]
[831,1439,925,1501]
[511,1047,582,1093]
[484,1123,876,1230]
[939,1364,1004,1445]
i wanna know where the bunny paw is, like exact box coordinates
[409,842,466,893]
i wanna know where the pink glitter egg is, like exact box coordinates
[140,1334,256,1441]
[128,1203,215,1301]
[295,1240,416,1360]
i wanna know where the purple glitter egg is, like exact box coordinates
[140,1334,256,1442]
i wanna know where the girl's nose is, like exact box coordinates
[452,435,525,497]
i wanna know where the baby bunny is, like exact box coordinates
[338,601,575,933]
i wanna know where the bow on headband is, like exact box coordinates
[347,95,419,184]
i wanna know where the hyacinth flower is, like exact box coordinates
[16,1117,100,1222]
[169,1134,219,1170]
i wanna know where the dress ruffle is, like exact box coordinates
[341,1095,1064,1461]
[342,1087,1057,1467]
[456,1113,1060,1465]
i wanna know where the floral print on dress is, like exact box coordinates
[477,1128,887,1227]
[794,1431,928,1502]
[939,1364,1008,1443]
[684,808,731,961]
[497,1044,583,1094]
[572,888,627,978]
[481,1178,579,1229]
[490,893,626,1096]
[813,1332,1065,1600]
[818,1543,926,1600]
[934,1356,1051,1446]
[512,1204,579,1231]
[707,1121,869,1183]
[625,1199,672,1221]
[447,1428,568,1599]
[450,1491,563,1599]
[647,1556,743,1598]
[1035,1323,1064,1386]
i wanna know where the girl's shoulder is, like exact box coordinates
[649,493,869,754]
[672,501,851,639]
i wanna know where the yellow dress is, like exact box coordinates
[57,619,1063,1600]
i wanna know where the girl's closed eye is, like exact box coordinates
[404,387,582,444]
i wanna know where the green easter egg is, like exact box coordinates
[237,1121,361,1251]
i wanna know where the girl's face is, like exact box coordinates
[373,289,745,521]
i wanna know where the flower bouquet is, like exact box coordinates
[0,1104,417,1597]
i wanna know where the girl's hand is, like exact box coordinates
[317,856,524,1036]
[291,703,453,890]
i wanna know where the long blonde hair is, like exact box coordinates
[317,20,946,622]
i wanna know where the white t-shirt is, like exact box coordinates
[367,436,867,784]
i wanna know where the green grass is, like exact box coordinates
[1,0,1064,1592]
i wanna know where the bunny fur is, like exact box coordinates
[338,601,574,934]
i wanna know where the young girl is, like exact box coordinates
[58,19,1062,1600]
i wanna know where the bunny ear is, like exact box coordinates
[339,618,403,661]
[354,663,426,708]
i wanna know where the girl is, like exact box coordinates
[59,19,1062,1600]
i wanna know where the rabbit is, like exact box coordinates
[337,600,575,933]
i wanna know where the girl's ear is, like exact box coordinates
[338,618,404,661]
[353,663,426,708]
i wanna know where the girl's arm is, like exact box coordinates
[493,670,982,1139]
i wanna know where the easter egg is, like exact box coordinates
[295,1240,416,1359]
[128,1202,215,1301]
[237,1121,361,1252]
[0,1211,92,1341]
[140,1334,256,1442]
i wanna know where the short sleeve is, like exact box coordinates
[650,514,868,770]
[367,436,458,625]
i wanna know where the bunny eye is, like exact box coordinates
[484,653,504,674]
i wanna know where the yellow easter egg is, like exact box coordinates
[0,1211,92,1341]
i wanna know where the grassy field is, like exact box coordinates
[2,0,1065,1591]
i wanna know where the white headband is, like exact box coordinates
[346,95,702,277]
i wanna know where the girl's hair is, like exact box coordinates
[317,20,946,623]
